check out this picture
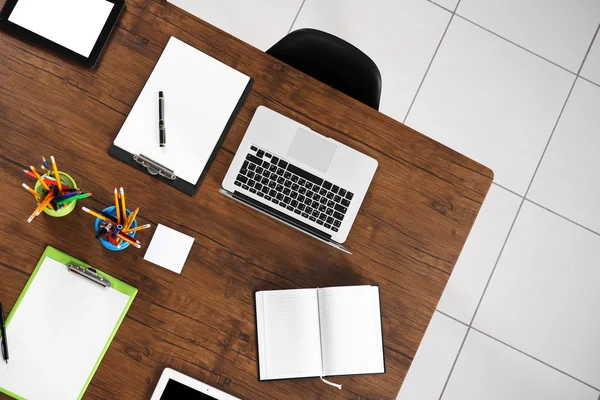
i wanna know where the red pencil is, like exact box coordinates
[22,169,71,188]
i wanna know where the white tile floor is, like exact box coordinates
[168,0,600,398]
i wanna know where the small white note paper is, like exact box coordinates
[144,224,195,274]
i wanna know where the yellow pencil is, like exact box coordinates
[116,232,141,248]
[22,183,41,200]
[119,187,127,223]
[29,166,50,191]
[114,188,121,224]
[50,156,63,195]
[123,224,151,233]
[35,192,55,216]
[28,193,54,222]
[124,207,138,231]
[81,206,114,223]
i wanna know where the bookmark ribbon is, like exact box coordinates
[320,376,342,390]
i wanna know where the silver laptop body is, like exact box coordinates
[221,106,378,253]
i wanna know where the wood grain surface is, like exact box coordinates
[0,0,493,398]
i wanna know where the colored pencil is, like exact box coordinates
[50,156,63,195]
[42,156,50,170]
[104,234,121,248]
[116,232,141,248]
[114,188,121,224]
[21,183,41,200]
[124,207,139,231]
[29,166,51,191]
[23,170,73,189]
[119,187,127,224]
[123,223,151,233]
[28,193,54,222]
[35,193,55,216]
[82,206,113,223]
[54,192,91,205]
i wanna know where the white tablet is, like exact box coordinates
[151,368,240,400]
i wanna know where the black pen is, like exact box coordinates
[0,302,8,364]
[159,91,166,147]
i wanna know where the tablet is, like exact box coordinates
[0,0,124,67]
[151,368,240,400]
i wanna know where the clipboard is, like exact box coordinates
[0,246,137,400]
[108,36,253,197]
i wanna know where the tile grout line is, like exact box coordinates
[437,324,470,399]
[454,14,578,75]
[472,327,600,392]
[435,308,600,393]
[490,181,523,198]
[287,0,306,34]
[438,21,600,399]
[438,196,525,400]
[525,198,600,238]
[403,1,458,124]
[434,309,468,326]
[579,75,600,89]
[425,0,454,13]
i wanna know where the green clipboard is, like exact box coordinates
[0,246,137,400]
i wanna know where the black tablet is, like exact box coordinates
[0,0,124,67]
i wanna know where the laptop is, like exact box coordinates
[221,106,378,253]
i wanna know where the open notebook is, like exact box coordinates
[0,247,137,400]
[255,286,385,382]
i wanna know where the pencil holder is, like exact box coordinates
[34,172,77,217]
[95,206,137,251]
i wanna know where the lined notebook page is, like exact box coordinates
[0,257,129,400]
[318,286,385,376]
[256,289,322,380]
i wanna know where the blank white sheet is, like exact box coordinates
[318,286,385,376]
[0,257,129,400]
[143,224,195,274]
[113,36,251,185]
[8,0,114,57]
[256,289,323,380]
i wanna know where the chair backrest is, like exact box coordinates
[266,28,382,110]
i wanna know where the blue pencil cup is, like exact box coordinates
[94,206,137,251]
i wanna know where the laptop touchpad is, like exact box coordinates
[287,128,337,173]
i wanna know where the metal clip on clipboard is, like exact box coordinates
[133,154,176,180]
[67,264,112,288]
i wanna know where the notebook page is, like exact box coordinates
[0,258,129,400]
[256,289,322,380]
[318,286,385,376]
[113,36,250,185]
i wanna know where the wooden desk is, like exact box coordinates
[0,0,493,398]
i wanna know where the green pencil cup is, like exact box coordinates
[34,172,77,217]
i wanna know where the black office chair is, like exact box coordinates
[266,28,382,110]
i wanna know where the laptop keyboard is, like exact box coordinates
[233,145,354,232]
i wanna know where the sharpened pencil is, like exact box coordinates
[50,156,63,195]
[123,223,151,233]
[22,183,41,200]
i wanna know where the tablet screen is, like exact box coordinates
[8,0,114,57]
[160,379,215,399]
